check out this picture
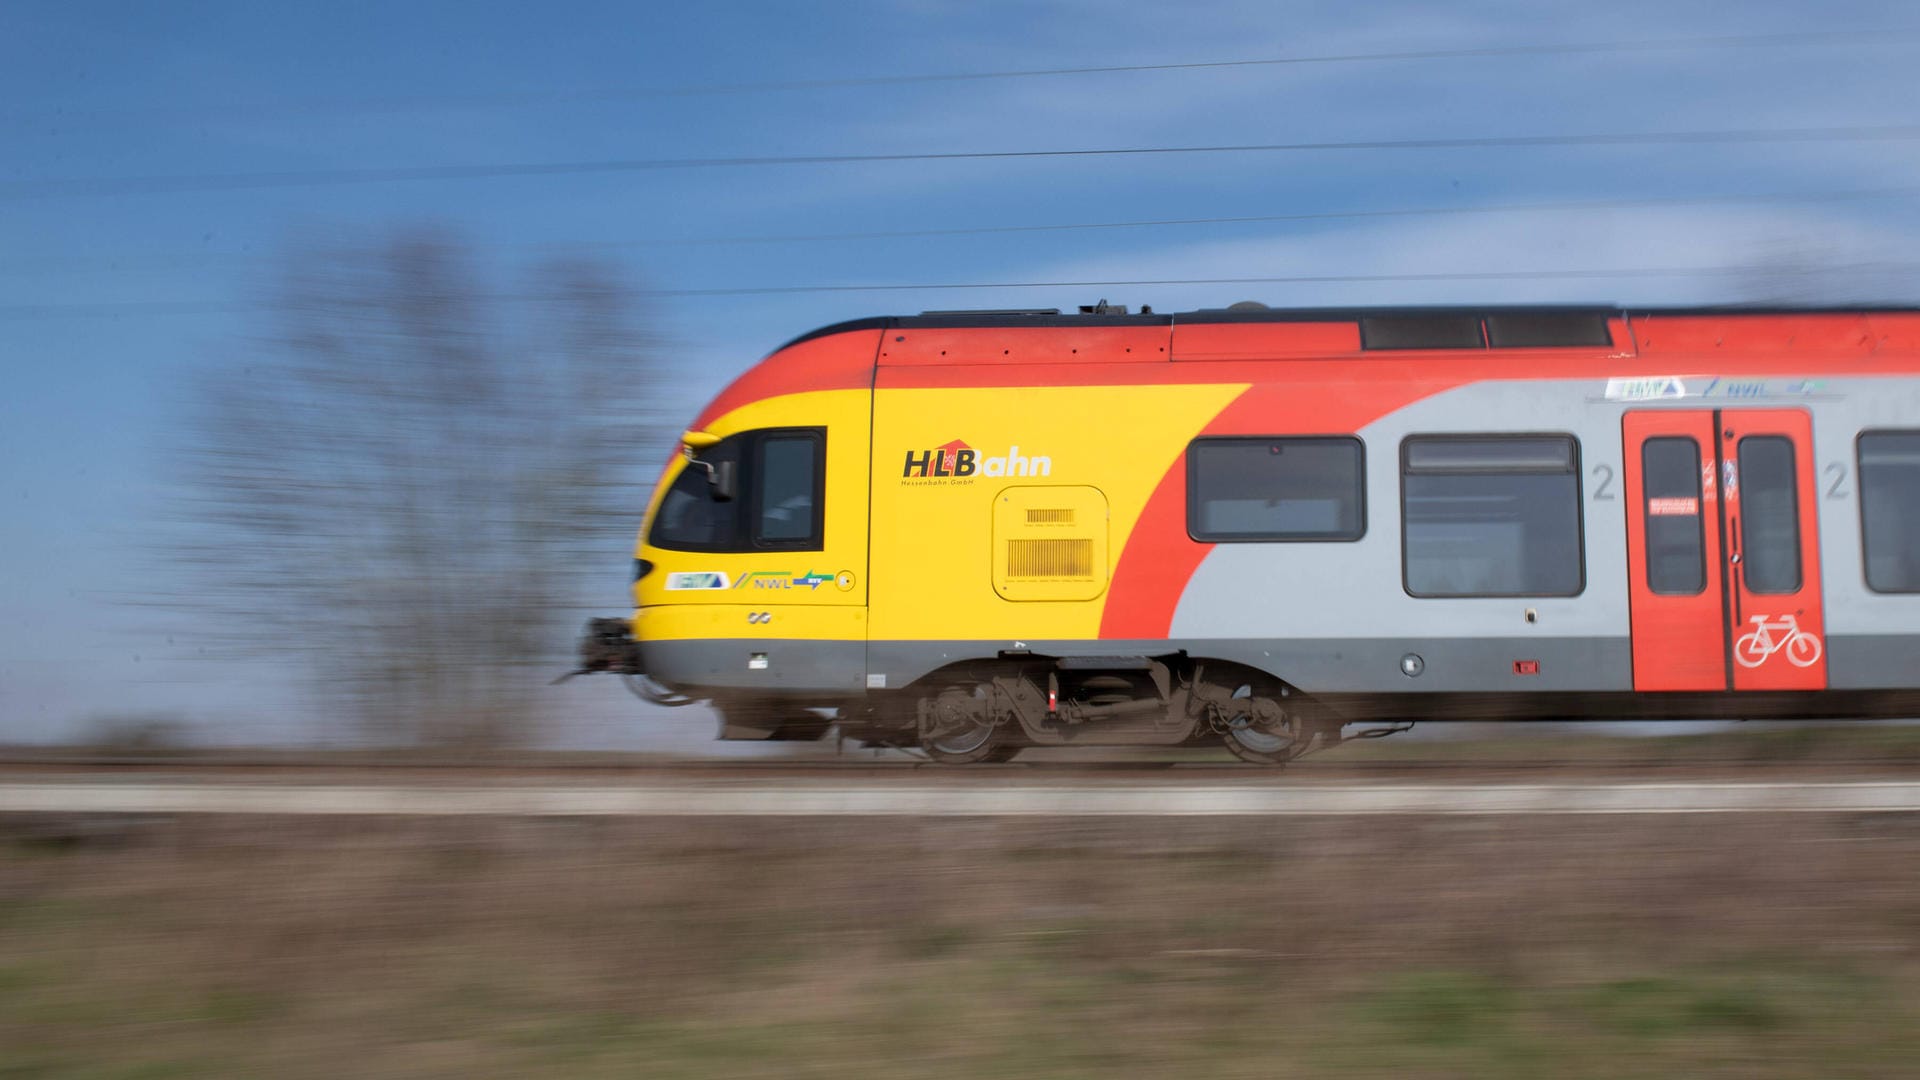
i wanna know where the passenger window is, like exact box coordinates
[1737,436,1800,594]
[1187,437,1365,542]
[754,434,822,547]
[1401,435,1584,597]
[1860,431,1920,593]
[1642,437,1706,595]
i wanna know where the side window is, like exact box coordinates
[1858,431,1920,593]
[1401,435,1584,597]
[649,440,741,552]
[648,428,826,553]
[753,433,823,548]
[1737,436,1801,594]
[1642,436,1706,595]
[1187,437,1366,542]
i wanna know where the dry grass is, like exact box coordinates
[3,813,1920,1077]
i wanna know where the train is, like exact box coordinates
[574,303,1920,762]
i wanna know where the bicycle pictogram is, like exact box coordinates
[1733,613,1822,669]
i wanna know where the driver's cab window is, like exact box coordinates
[756,434,819,544]
[649,428,824,552]
[651,440,741,550]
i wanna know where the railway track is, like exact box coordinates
[2,752,1918,782]
[5,776,1920,816]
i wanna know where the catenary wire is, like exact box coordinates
[6,262,1917,321]
[570,184,1920,248]
[15,28,1919,120]
[646,264,1920,297]
[14,183,1920,276]
[8,124,1920,201]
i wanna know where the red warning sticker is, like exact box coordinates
[1648,497,1700,516]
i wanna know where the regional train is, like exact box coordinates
[574,304,1920,762]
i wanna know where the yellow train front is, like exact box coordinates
[579,304,1920,763]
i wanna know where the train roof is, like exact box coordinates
[694,303,1920,429]
[778,303,1920,351]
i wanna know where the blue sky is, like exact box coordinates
[4,0,1920,746]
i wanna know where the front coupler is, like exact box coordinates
[559,617,646,680]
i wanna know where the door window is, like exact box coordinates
[1737,436,1801,594]
[1642,437,1706,595]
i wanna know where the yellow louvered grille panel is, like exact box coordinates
[992,485,1108,601]
[1006,538,1094,579]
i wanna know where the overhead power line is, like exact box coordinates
[9,124,1920,201]
[647,264,1920,298]
[8,262,1916,321]
[450,29,1920,97]
[16,28,1919,121]
[14,183,1920,276]
[594,184,1920,248]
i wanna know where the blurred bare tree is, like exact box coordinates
[168,228,657,746]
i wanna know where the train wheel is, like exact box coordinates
[921,686,1009,764]
[1219,699,1298,765]
[923,719,1010,764]
[1221,727,1296,764]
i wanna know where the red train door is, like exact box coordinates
[1622,409,1827,692]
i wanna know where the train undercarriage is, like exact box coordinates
[709,657,1340,763]
[848,657,1328,764]
[572,621,1920,762]
[572,621,1362,763]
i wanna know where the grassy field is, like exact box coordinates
[3,812,1920,1077]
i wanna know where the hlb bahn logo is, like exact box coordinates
[901,439,1051,485]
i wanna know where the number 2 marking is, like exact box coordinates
[1592,464,1615,500]
[1825,462,1849,500]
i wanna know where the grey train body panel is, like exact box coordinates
[863,637,1630,695]
[1825,635,1920,690]
[654,632,1920,722]
[643,638,866,696]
